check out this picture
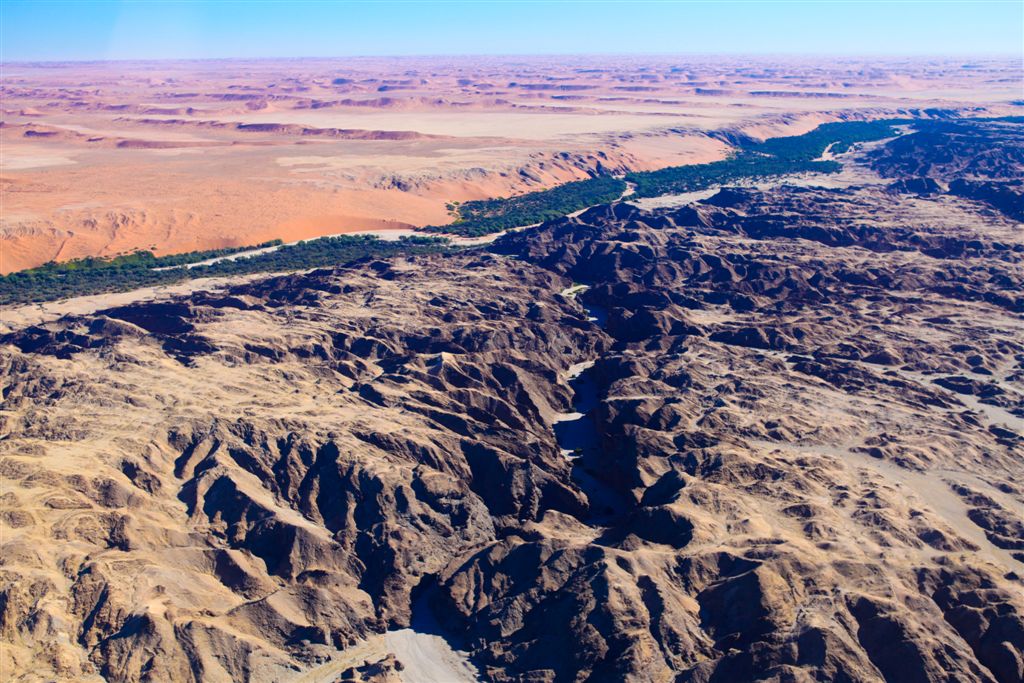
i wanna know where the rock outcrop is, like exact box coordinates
[2,122,1023,682]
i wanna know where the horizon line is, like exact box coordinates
[3,52,1022,66]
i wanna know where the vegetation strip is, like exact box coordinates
[0,236,449,305]
[6,117,1014,305]
[422,176,627,237]
[422,120,907,237]
[624,119,906,198]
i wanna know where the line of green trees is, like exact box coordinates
[625,119,906,198]
[16,240,284,277]
[1,235,448,305]
[748,120,906,160]
[10,118,993,306]
[420,119,908,235]
[422,176,627,237]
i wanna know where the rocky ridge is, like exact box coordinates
[2,123,1023,682]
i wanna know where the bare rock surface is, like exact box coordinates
[2,120,1023,682]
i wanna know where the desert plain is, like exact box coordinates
[2,55,1021,273]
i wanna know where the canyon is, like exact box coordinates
[2,115,1022,682]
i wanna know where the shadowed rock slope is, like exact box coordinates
[2,139,1024,682]
[870,118,1024,222]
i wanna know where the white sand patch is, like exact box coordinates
[1,153,77,170]
[384,629,480,683]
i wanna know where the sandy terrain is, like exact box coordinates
[0,272,275,333]
[383,630,479,683]
[2,56,1020,272]
[289,628,478,683]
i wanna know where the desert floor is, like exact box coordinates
[1,56,1020,273]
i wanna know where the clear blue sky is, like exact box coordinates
[1,1,1021,61]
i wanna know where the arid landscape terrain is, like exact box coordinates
[2,38,1023,678]
[2,56,1021,273]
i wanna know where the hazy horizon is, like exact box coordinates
[2,52,1022,66]
[2,0,1022,62]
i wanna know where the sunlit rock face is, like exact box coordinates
[2,118,1023,682]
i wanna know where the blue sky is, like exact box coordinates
[2,1,1021,61]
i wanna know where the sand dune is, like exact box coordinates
[2,56,1019,273]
